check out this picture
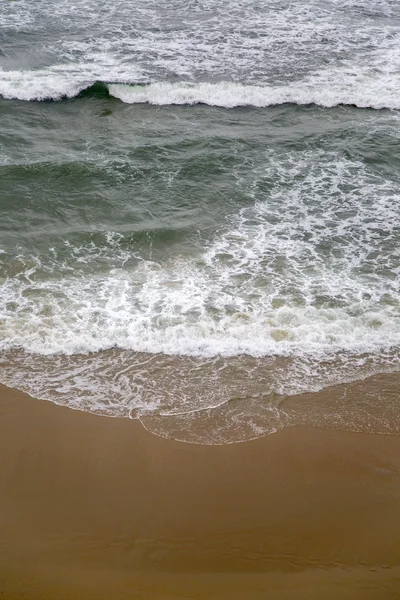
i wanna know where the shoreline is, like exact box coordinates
[1,383,400,599]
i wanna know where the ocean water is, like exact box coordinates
[1,0,400,443]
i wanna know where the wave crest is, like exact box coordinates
[1,74,399,110]
[108,80,398,110]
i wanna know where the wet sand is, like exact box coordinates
[0,383,400,599]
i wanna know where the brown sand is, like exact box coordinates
[0,383,400,599]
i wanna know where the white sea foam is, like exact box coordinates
[2,0,400,442]
[2,0,399,82]
[1,150,400,360]
[108,71,400,110]
[1,141,400,444]
[1,0,400,108]
[0,348,398,444]
[0,68,85,102]
[2,72,400,110]
[0,64,142,102]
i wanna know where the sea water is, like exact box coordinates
[1,0,400,442]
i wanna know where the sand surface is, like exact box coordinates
[0,383,400,599]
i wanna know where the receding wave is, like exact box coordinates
[1,349,399,444]
[1,76,400,110]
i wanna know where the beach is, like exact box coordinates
[2,1,400,597]
[1,382,400,599]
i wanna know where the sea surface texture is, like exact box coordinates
[1,0,400,443]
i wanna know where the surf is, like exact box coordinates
[1,76,400,111]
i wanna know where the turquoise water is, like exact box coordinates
[1,0,400,443]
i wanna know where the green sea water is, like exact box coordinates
[1,0,400,443]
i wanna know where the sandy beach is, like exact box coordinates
[3,0,400,597]
[0,383,399,599]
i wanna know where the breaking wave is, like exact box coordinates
[1,77,400,110]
